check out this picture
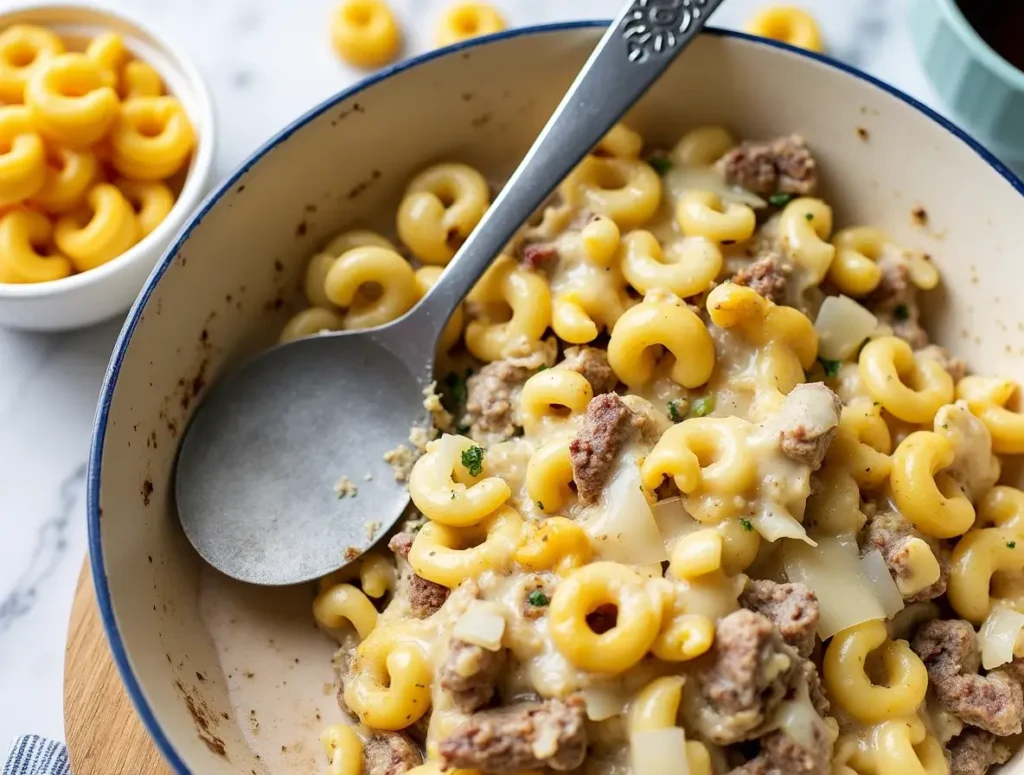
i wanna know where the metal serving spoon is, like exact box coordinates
[176,0,726,586]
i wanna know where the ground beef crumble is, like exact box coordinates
[918,344,967,383]
[558,346,618,395]
[438,638,506,713]
[363,732,422,775]
[697,609,801,744]
[568,393,642,504]
[717,135,818,196]
[732,255,790,305]
[726,726,831,775]
[772,383,842,471]
[865,254,930,350]
[948,727,1014,775]
[388,530,449,618]
[739,580,819,658]
[521,242,559,270]
[438,695,587,773]
[860,510,948,602]
[463,350,554,441]
[912,618,1024,736]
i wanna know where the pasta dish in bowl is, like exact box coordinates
[303,124,1019,775]
[85,23,1024,775]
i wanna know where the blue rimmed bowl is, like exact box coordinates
[87,22,1024,774]
[910,0,1024,174]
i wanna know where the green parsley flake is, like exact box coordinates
[536,501,544,511]
[768,193,793,207]
[805,212,814,221]
[444,370,469,409]
[527,590,550,607]
[689,396,715,418]
[649,157,673,176]
[817,356,842,379]
[740,518,753,532]
[461,446,485,477]
[667,399,685,422]
[1009,541,1017,549]
[536,364,549,372]
[894,304,910,321]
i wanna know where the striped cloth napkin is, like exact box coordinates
[3,737,70,775]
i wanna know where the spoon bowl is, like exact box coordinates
[176,326,430,585]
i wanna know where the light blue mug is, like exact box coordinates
[910,0,1024,174]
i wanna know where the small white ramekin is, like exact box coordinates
[0,2,215,331]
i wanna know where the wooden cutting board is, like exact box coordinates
[64,559,172,775]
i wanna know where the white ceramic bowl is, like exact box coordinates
[0,3,215,331]
[88,23,1024,775]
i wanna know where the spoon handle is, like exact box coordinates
[410,0,727,338]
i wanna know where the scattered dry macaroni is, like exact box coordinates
[435,3,506,48]
[746,6,824,52]
[331,0,403,68]
[284,125,1016,775]
[0,24,196,284]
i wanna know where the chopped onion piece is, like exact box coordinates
[630,727,690,775]
[859,549,905,619]
[784,537,900,639]
[585,465,668,565]
[452,600,506,651]
[650,497,701,549]
[665,165,768,209]
[582,682,631,721]
[766,681,827,750]
[752,511,816,545]
[979,604,1024,670]
[814,295,879,361]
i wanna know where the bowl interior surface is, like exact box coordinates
[0,4,214,329]
[90,25,1024,775]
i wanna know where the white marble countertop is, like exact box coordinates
[0,0,940,754]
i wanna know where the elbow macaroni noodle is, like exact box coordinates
[0,208,71,283]
[890,431,974,539]
[324,246,419,330]
[524,438,575,514]
[320,724,363,775]
[778,197,835,286]
[54,182,139,271]
[0,106,46,206]
[958,376,1024,453]
[746,6,824,52]
[408,505,524,587]
[0,25,65,104]
[466,255,552,361]
[331,0,403,68]
[558,155,661,229]
[859,337,954,423]
[344,623,433,729]
[621,230,722,299]
[398,162,489,265]
[548,562,662,674]
[409,434,510,526]
[435,3,506,47]
[518,369,593,433]
[676,190,756,244]
[607,296,716,389]
[824,620,928,723]
[25,53,118,148]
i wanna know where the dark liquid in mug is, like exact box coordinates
[955,1,1024,71]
